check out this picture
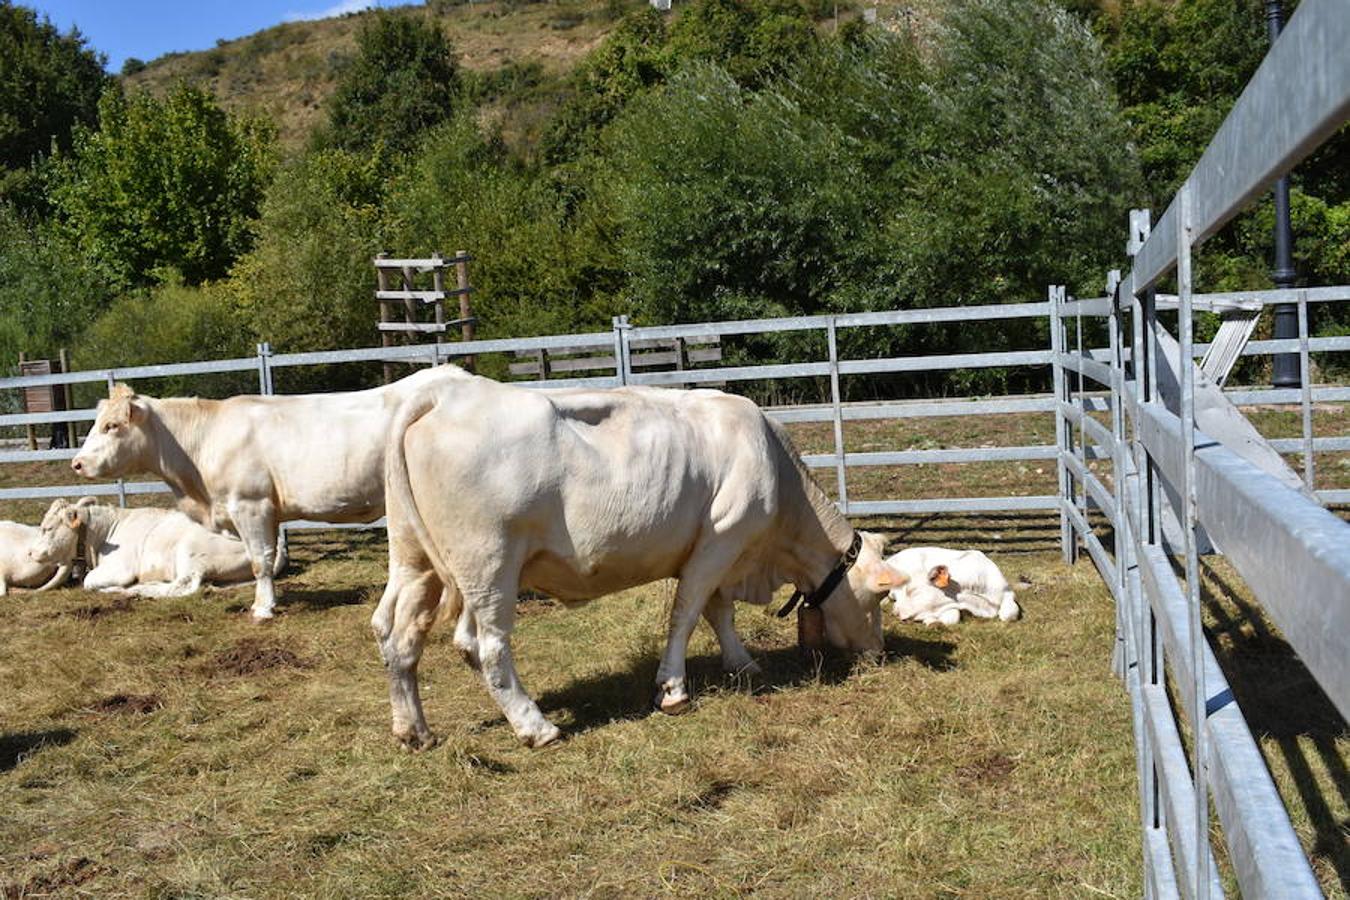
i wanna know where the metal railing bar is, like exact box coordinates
[801,445,1058,468]
[1136,401,1350,720]
[844,496,1058,514]
[839,349,1051,377]
[0,482,170,501]
[1141,681,1227,900]
[0,409,98,427]
[1130,0,1350,293]
[1135,543,1323,895]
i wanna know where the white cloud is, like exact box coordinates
[284,0,381,23]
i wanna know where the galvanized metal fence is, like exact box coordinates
[1051,0,1350,895]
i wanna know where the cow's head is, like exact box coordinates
[28,497,96,566]
[817,531,907,656]
[888,564,952,620]
[72,384,151,479]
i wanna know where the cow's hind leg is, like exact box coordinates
[702,591,760,676]
[372,565,443,751]
[466,577,561,748]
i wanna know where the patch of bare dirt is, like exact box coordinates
[203,638,310,677]
[2,857,108,898]
[956,752,1017,783]
[88,693,163,715]
[68,595,134,621]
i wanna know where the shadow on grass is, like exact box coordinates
[278,588,368,612]
[0,728,77,773]
[1200,559,1349,892]
[493,632,958,737]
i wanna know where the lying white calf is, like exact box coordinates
[30,498,253,597]
[885,547,1021,625]
[0,521,72,595]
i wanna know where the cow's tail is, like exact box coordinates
[385,386,460,620]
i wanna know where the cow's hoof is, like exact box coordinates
[250,610,275,624]
[726,659,762,677]
[656,690,691,715]
[522,723,563,748]
[395,731,438,752]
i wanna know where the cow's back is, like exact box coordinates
[396,380,786,600]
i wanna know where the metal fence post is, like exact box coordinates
[1049,285,1073,563]
[612,315,632,387]
[1073,300,1088,545]
[1177,184,1211,900]
[826,318,848,515]
[1297,289,1314,491]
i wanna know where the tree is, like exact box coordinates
[322,11,459,157]
[48,84,274,287]
[0,1,110,209]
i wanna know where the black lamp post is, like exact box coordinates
[1266,0,1300,387]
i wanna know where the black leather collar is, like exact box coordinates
[776,531,864,618]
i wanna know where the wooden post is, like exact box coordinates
[19,351,36,450]
[401,265,416,329]
[376,252,394,384]
[59,348,76,446]
[431,253,445,353]
[455,250,475,372]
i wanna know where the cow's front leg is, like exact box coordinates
[469,587,560,748]
[655,584,714,715]
[702,591,760,676]
[228,499,279,621]
[83,563,135,592]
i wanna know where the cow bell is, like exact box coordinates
[797,605,825,653]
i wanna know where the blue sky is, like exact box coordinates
[29,0,397,73]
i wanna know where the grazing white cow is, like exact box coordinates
[69,366,471,619]
[30,498,254,597]
[373,376,908,750]
[884,547,1021,626]
[0,521,72,595]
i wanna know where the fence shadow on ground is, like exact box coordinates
[1200,558,1350,892]
[0,728,77,774]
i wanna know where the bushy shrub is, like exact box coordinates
[73,279,254,397]
[230,147,390,371]
[321,10,459,157]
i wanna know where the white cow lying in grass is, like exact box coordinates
[0,521,73,595]
[885,547,1021,626]
[30,497,253,597]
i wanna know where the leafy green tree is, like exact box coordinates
[0,203,115,369]
[48,84,274,288]
[230,147,389,368]
[322,11,459,157]
[665,0,817,88]
[0,1,110,210]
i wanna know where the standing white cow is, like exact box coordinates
[374,376,909,750]
[884,546,1021,626]
[0,520,72,595]
[69,366,470,620]
[30,497,253,597]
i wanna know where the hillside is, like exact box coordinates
[121,0,639,151]
[119,0,925,152]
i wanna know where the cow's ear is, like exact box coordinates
[64,507,82,529]
[866,561,908,593]
[128,399,148,424]
[928,565,950,589]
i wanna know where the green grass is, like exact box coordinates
[0,520,1146,897]
[1,407,1345,896]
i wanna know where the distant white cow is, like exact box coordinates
[375,376,908,750]
[69,366,470,619]
[0,521,72,595]
[30,497,253,597]
[885,547,1021,626]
